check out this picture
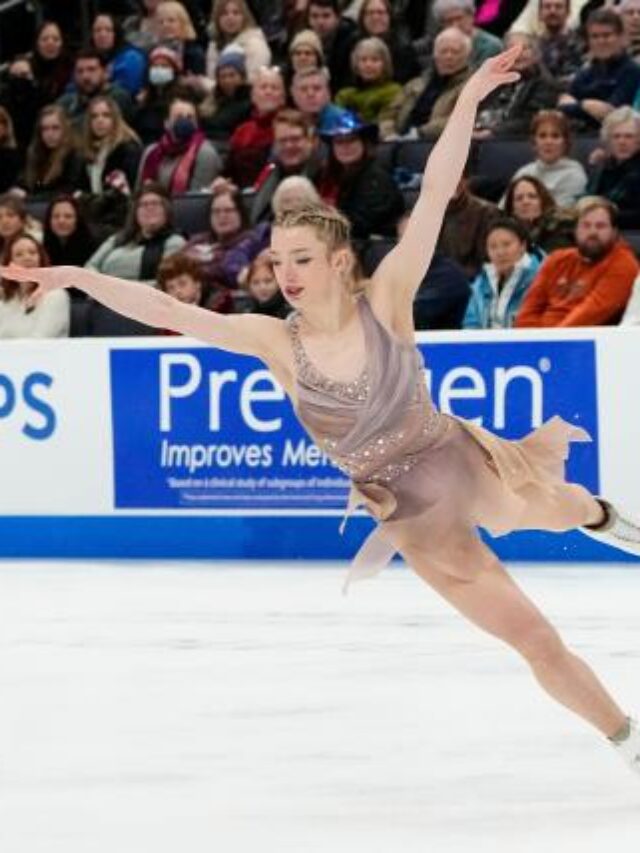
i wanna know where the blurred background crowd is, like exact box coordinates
[2,0,640,338]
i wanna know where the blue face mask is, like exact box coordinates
[171,116,197,142]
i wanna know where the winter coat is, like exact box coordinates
[206,28,271,81]
[380,67,471,140]
[586,153,640,230]
[463,252,542,329]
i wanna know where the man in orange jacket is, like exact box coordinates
[515,196,639,327]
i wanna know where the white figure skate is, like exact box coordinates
[581,500,640,557]
[610,718,640,777]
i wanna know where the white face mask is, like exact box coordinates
[149,65,175,86]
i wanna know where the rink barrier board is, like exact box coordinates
[0,517,636,563]
[1,328,639,562]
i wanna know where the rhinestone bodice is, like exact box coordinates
[287,296,447,486]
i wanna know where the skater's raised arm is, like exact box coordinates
[369,46,521,328]
[0,264,283,359]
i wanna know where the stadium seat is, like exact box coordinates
[622,231,640,257]
[171,193,212,236]
[395,140,435,173]
[475,138,533,188]
[84,300,157,336]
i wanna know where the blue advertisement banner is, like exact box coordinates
[110,339,599,510]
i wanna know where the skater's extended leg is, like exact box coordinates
[406,549,626,737]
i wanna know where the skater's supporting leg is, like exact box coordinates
[406,550,626,737]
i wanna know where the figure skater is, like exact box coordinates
[3,46,640,776]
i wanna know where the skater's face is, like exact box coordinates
[269,226,348,306]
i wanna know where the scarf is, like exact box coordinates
[141,129,207,195]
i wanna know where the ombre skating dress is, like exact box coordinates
[288,295,596,592]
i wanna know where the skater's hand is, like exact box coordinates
[464,45,522,104]
[0,264,73,308]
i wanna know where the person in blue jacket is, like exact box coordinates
[463,217,542,329]
[91,12,147,97]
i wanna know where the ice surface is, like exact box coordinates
[0,561,639,852]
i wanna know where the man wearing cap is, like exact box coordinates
[318,109,404,238]
[380,27,472,140]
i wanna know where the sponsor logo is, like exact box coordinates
[110,339,599,509]
[0,371,56,440]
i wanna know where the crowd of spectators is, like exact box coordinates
[2,0,640,339]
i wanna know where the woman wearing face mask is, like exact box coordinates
[90,12,147,97]
[463,217,542,329]
[133,45,184,146]
[0,234,69,339]
[137,95,222,194]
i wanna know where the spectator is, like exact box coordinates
[0,234,70,339]
[306,0,359,93]
[474,32,560,138]
[85,183,185,282]
[79,96,143,197]
[200,50,252,140]
[291,67,348,132]
[585,106,640,229]
[437,167,501,279]
[432,0,503,69]
[0,108,20,193]
[138,96,222,193]
[356,0,420,84]
[509,109,587,207]
[0,195,37,256]
[90,13,147,97]
[270,175,322,217]
[156,1,206,77]
[463,217,543,328]
[245,249,291,317]
[285,29,325,86]
[380,27,472,140]
[0,56,44,152]
[226,66,286,187]
[335,37,402,125]
[318,110,404,238]
[206,0,271,82]
[516,196,639,326]
[29,21,73,104]
[43,195,98,268]
[509,0,591,35]
[182,186,267,310]
[504,175,575,256]
[537,0,585,85]
[621,272,640,322]
[124,0,165,52]
[558,8,640,131]
[156,252,228,330]
[22,105,85,199]
[620,0,640,61]
[251,109,322,224]
[57,49,134,127]
[132,44,184,146]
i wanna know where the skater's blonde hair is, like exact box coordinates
[273,203,351,253]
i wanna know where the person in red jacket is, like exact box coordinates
[515,196,639,327]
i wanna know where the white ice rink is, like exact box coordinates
[1,561,639,853]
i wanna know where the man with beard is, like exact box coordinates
[515,196,638,326]
[57,48,133,127]
[537,0,585,86]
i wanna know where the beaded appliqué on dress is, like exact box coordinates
[289,313,370,403]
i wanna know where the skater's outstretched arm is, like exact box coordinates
[0,264,284,359]
[369,46,521,330]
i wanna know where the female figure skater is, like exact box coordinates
[3,46,640,775]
